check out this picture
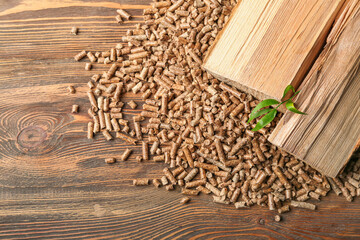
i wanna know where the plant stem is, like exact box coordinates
[275,91,300,109]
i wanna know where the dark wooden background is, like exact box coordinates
[0,0,359,239]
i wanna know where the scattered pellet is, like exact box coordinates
[116,9,131,20]
[142,141,149,161]
[85,63,92,71]
[136,156,143,162]
[290,200,316,210]
[121,148,132,161]
[105,158,116,164]
[74,50,86,61]
[68,85,76,94]
[274,215,281,222]
[72,104,79,113]
[70,26,78,35]
[133,179,149,186]
[278,205,290,214]
[116,132,137,145]
[166,184,174,191]
[102,130,113,141]
[153,179,161,188]
[182,188,200,196]
[234,201,248,209]
[161,176,169,185]
[128,100,137,109]
[87,122,94,139]
[180,197,191,204]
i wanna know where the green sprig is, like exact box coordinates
[248,85,306,131]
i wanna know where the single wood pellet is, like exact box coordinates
[87,122,94,139]
[85,63,92,71]
[74,50,86,61]
[142,141,149,161]
[133,179,149,186]
[180,197,191,204]
[70,26,78,35]
[76,0,360,220]
[290,200,316,210]
[68,85,76,94]
[121,148,132,161]
[274,215,281,222]
[105,158,116,164]
[72,104,79,113]
[102,130,112,141]
[153,179,161,188]
[128,100,137,109]
[116,9,131,20]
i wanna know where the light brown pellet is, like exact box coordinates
[185,179,206,189]
[142,141,149,161]
[234,201,248,209]
[182,188,200,196]
[166,185,174,191]
[87,52,97,63]
[133,179,149,186]
[87,91,98,111]
[68,85,76,94]
[102,130,113,141]
[128,100,137,109]
[161,176,169,185]
[115,15,123,23]
[180,197,191,204]
[85,63,92,71]
[72,105,79,113]
[290,200,316,210]
[87,122,94,139]
[194,161,219,172]
[274,215,281,222]
[111,118,121,132]
[116,9,131,20]
[70,26,78,35]
[74,50,87,61]
[98,110,106,129]
[153,179,161,188]
[134,121,142,139]
[184,168,198,182]
[214,139,226,164]
[205,182,221,196]
[105,158,116,164]
[268,193,275,210]
[104,113,112,131]
[183,147,194,168]
[278,205,290,214]
[120,148,132,161]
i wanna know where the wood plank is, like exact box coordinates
[269,0,360,177]
[203,0,344,103]
[0,0,359,239]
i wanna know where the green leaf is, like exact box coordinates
[248,108,273,123]
[251,109,277,131]
[249,99,280,120]
[285,100,306,115]
[283,85,295,98]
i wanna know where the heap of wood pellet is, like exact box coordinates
[72,0,360,218]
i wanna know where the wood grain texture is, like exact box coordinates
[269,0,360,177]
[0,0,359,239]
[203,0,344,103]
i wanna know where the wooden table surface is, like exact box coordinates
[0,0,359,239]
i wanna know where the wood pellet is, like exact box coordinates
[74,0,360,221]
